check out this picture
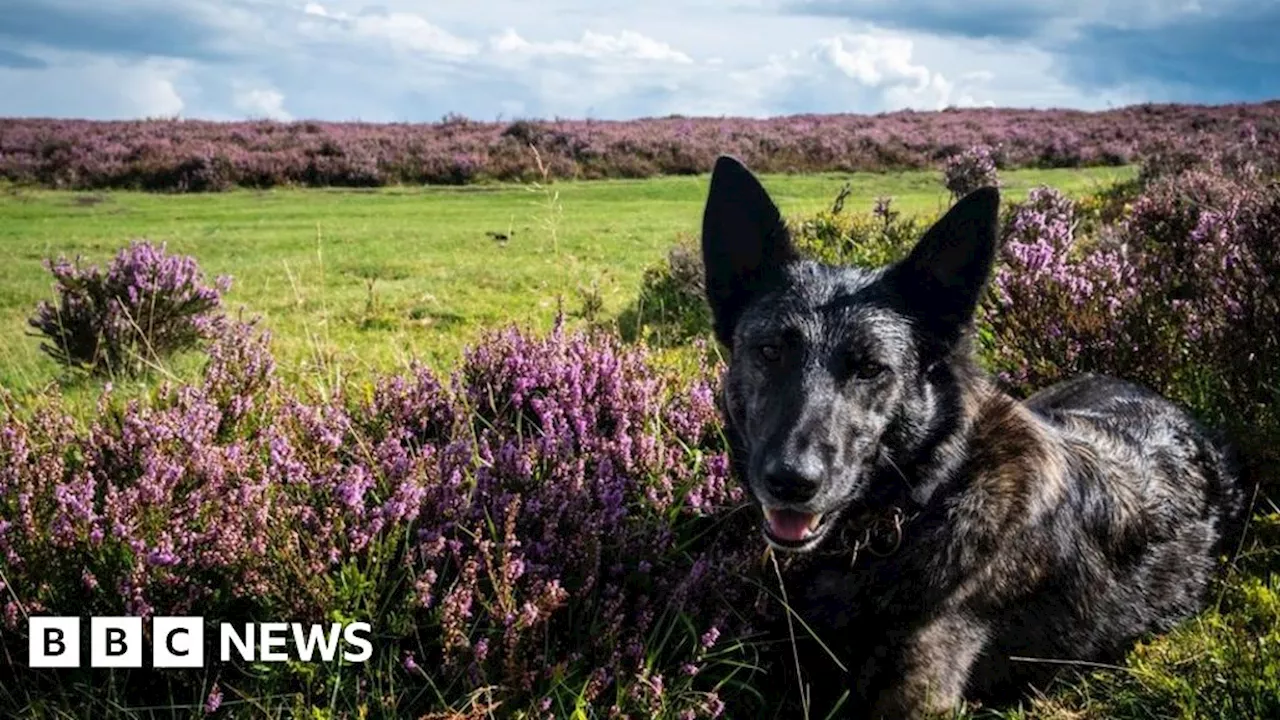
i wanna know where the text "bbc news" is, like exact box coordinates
[29,617,373,668]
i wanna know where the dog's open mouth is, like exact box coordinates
[763,508,831,550]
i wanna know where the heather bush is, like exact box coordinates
[141,152,235,192]
[1128,173,1280,445]
[979,186,1139,389]
[1,318,774,718]
[1138,124,1278,187]
[980,168,1280,472]
[1138,135,1211,185]
[942,145,1001,200]
[26,240,231,377]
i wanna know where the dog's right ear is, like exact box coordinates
[701,155,796,348]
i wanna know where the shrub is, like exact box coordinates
[791,191,929,268]
[980,168,1280,471]
[942,144,1000,200]
[1139,125,1278,187]
[145,153,234,192]
[980,186,1138,390]
[0,319,770,718]
[617,235,712,347]
[26,240,231,377]
[1138,135,1210,185]
[2,103,1275,191]
[1124,172,1280,444]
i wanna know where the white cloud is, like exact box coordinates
[712,31,967,115]
[0,55,185,118]
[816,34,954,108]
[352,12,479,56]
[233,84,291,120]
[817,35,929,87]
[132,76,186,117]
[295,4,478,57]
[490,29,693,63]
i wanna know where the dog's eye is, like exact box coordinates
[757,343,782,363]
[847,357,889,381]
[856,362,888,380]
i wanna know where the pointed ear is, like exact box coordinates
[701,155,797,348]
[887,186,1000,346]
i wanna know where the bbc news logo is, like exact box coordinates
[29,617,372,668]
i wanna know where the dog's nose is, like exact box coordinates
[762,460,822,504]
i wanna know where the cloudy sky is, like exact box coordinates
[0,0,1276,121]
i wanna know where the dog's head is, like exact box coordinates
[701,156,1000,552]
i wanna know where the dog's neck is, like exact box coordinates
[886,356,1009,510]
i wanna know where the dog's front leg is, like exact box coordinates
[870,611,989,719]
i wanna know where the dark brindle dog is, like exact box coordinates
[700,156,1250,717]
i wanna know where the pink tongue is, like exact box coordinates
[766,509,819,542]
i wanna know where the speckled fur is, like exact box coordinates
[700,156,1250,718]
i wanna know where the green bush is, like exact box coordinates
[790,192,929,268]
[617,233,713,347]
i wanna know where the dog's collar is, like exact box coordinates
[836,503,920,567]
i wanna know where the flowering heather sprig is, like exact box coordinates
[943,145,1000,200]
[415,322,754,699]
[27,240,231,377]
[201,317,277,429]
[204,685,223,714]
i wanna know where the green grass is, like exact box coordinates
[0,166,1133,398]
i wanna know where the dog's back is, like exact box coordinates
[1025,372,1247,573]
[960,373,1249,701]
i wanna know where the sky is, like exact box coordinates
[0,0,1276,121]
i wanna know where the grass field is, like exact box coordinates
[0,166,1134,398]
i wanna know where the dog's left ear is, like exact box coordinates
[887,187,1000,345]
[701,155,797,348]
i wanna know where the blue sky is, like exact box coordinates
[0,0,1276,121]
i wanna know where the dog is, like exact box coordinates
[700,155,1250,717]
